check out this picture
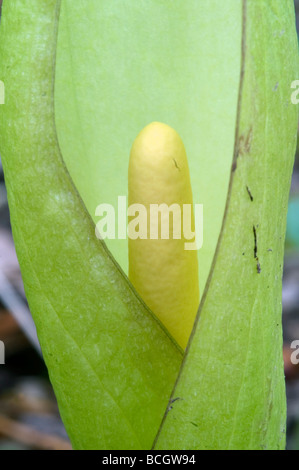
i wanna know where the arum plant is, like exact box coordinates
[0,0,298,450]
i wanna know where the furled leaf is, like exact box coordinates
[154,0,299,450]
[0,0,297,451]
[0,0,182,450]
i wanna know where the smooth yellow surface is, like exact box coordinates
[128,122,199,349]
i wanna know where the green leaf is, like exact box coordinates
[154,0,299,450]
[0,0,182,450]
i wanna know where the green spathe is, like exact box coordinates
[0,0,298,451]
[0,0,182,450]
[154,0,298,450]
[55,0,242,293]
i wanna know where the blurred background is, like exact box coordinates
[0,0,299,450]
